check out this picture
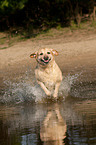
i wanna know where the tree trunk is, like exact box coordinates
[75,2,82,27]
[93,6,96,20]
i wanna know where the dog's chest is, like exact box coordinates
[35,67,58,88]
[38,68,56,82]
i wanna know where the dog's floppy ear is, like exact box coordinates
[30,52,37,58]
[51,49,59,56]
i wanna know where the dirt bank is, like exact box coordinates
[0,30,96,83]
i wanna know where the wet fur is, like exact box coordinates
[30,48,62,98]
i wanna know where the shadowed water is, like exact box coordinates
[0,99,96,145]
[0,67,96,145]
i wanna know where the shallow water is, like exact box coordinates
[0,66,96,145]
[0,99,96,145]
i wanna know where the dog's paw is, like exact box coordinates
[53,93,58,98]
[46,90,51,96]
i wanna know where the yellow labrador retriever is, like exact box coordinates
[30,48,62,98]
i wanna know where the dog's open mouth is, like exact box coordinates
[41,58,51,64]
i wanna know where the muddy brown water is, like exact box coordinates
[0,35,96,145]
[0,63,96,145]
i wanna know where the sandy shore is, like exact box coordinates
[0,31,96,82]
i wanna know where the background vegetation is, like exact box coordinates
[0,0,96,37]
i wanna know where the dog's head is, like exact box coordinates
[30,48,58,66]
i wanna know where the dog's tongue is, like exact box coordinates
[42,58,49,63]
[44,59,49,62]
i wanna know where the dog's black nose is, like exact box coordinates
[44,56,49,60]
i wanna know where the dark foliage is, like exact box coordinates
[0,0,96,32]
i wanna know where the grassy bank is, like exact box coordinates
[0,21,96,50]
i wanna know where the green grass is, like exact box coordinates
[90,20,96,28]
[0,37,7,44]
[0,31,28,49]
[0,47,8,49]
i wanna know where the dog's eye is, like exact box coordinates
[47,52,50,54]
[40,53,43,55]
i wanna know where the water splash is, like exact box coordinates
[0,74,80,104]
[59,73,79,97]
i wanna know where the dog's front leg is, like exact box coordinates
[53,82,60,98]
[37,81,51,96]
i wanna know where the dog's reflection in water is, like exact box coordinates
[40,104,67,145]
